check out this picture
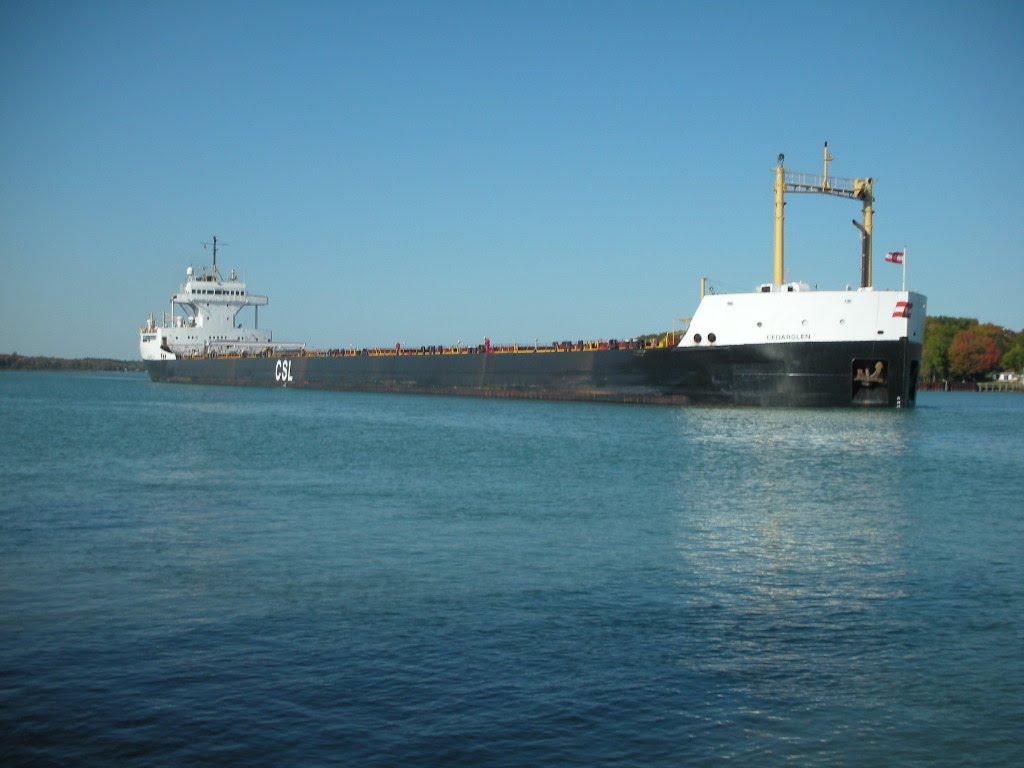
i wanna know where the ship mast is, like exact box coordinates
[202,235,224,280]
[773,143,875,288]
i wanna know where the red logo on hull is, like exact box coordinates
[893,301,912,319]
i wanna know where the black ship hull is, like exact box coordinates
[145,339,921,407]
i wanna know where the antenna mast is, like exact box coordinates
[202,236,227,280]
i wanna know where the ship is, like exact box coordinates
[140,147,926,407]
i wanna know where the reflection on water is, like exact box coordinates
[666,408,925,756]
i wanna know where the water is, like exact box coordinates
[1,372,1022,766]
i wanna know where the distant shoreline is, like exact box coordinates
[0,354,144,372]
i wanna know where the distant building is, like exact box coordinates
[995,371,1021,382]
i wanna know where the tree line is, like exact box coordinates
[0,354,144,372]
[922,317,1024,383]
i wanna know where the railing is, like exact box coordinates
[188,336,682,360]
[784,171,859,197]
[977,380,1024,393]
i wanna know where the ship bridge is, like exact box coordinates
[172,264,269,332]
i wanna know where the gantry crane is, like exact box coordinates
[773,143,875,289]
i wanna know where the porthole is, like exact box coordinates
[693,333,702,344]
[708,333,717,343]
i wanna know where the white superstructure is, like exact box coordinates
[139,238,303,361]
[679,282,926,348]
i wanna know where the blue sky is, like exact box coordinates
[2,0,1022,358]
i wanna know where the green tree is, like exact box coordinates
[1002,340,1024,374]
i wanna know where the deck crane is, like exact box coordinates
[773,143,875,289]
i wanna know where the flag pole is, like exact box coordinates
[902,245,907,291]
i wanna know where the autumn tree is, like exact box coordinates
[973,323,1012,355]
[922,316,974,382]
[948,329,1002,380]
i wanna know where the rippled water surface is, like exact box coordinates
[2,372,1022,766]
